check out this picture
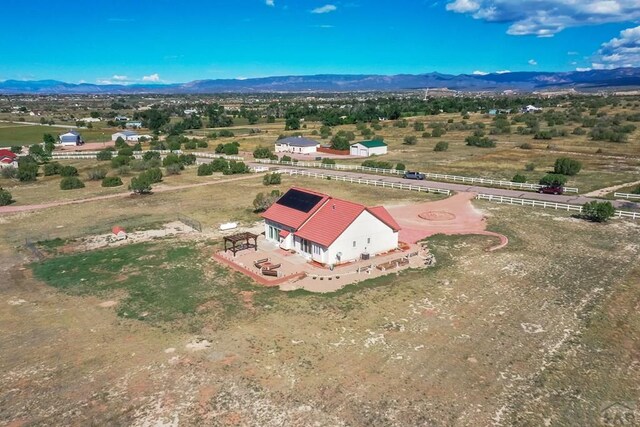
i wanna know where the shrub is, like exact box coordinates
[572,127,586,135]
[60,177,85,190]
[520,142,533,149]
[422,131,432,138]
[263,172,282,185]
[0,187,13,206]
[280,155,292,163]
[362,160,393,170]
[554,157,582,176]
[581,201,615,223]
[512,174,527,183]
[465,134,496,148]
[144,167,163,183]
[632,185,640,195]
[130,174,152,194]
[253,190,282,212]
[118,147,134,156]
[534,130,553,140]
[10,146,22,154]
[539,174,567,186]
[395,163,406,171]
[197,140,208,148]
[253,146,273,159]
[101,176,123,187]
[0,166,17,179]
[111,155,131,169]
[525,163,536,171]
[321,158,336,165]
[433,141,449,152]
[59,165,79,177]
[223,161,250,175]
[87,168,107,180]
[184,140,197,150]
[117,165,132,176]
[413,122,425,132]
[403,136,418,145]
[43,162,62,176]
[179,154,196,165]
[223,143,239,155]
[218,129,234,137]
[431,127,446,138]
[211,158,229,172]
[18,159,39,182]
[197,163,214,176]
[165,163,182,175]
[96,150,113,161]
[162,153,182,167]
[142,151,160,161]
[114,137,127,149]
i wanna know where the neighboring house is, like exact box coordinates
[58,130,84,146]
[111,130,139,142]
[114,115,129,121]
[0,149,18,168]
[184,109,199,115]
[112,226,127,241]
[523,105,542,113]
[126,121,143,129]
[350,140,388,157]
[80,117,101,123]
[261,187,400,266]
[275,136,320,154]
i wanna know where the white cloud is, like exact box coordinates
[112,75,129,81]
[496,70,511,74]
[142,73,161,82]
[444,1,640,37]
[591,25,640,69]
[528,59,537,65]
[311,4,337,14]
[265,0,275,6]
[576,67,592,71]
[472,70,489,75]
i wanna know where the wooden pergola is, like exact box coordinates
[223,232,259,256]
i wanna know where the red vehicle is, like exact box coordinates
[538,185,564,195]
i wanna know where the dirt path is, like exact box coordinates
[583,180,640,197]
[0,174,261,215]
[388,191,509,251]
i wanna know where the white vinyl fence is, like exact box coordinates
[281,169,451,195]
[614,192,640,200]
[256,159,579,193]
[476,194,640,220]
[190,152,244,161]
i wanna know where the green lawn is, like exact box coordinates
[0,125,111,147]
[30,240,278,325]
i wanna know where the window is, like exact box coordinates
[353,241,356,248]
[313,245,322,255]
[301,238,311,254]
[367,238,371,244]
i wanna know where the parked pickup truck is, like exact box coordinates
[403,171,426,180]
[537,185,564,195]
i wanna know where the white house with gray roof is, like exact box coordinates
[58,130,84,146]
[275,136,320,155]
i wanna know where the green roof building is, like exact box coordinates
[350,140,388,157]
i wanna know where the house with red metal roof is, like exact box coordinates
[0,149,18,168]
[261,187,400,266]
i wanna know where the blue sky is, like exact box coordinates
[1,0,639,83]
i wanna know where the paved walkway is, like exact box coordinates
[388,192,508,251]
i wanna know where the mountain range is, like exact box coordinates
[2,68,640,94]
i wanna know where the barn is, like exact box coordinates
[350,140,388,157]
[261,187,400,266]
[58,130,84,146]
[274,137,320,154]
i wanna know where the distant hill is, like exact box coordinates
[2,68,640,94]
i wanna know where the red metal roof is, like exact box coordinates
[112,226,126,235]
[263,187,401,248]
[294,198,365,247]
[367,206,401,232]
[261,187,329,229]
[0,149,17,160]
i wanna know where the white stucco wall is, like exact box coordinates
[367,146,388,155]
[275,144,318,154]
[325,210,398,264]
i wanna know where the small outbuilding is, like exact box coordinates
[112,226,127,240]
[0,149,18,168]
[275,136,320,154]
[111,130,138,142]
[126,121,143,129]
[58,130,84,146]
[350,140,388,157]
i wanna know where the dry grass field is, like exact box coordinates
[1,174,639,425]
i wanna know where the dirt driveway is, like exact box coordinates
[388,191,508,251]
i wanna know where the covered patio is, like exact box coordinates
[223,232,259,257]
